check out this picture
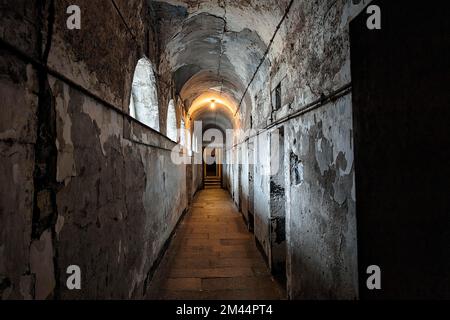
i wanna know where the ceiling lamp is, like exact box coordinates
[210,100,216,109]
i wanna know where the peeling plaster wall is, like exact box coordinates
[257,0,361,300]
[275,0,364,300]
[1,0,198,300]
[51,80,189,299]
[1,0,40,300]
[221,0,367,299]
[285,95,357,299]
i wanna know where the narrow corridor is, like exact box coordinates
[147,189,284,300]
[2,0,449,301]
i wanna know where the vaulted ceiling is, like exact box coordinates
[151,0,290,129]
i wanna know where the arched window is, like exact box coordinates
[187,129,193,156]
[167,99,177,142]
[192,133,197,153]
[129,57,159,131]
[180,118,186,147]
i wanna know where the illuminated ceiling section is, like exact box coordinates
[186,92,238,130]
[154,0,288,128]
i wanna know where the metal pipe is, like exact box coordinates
[227,82,352,150]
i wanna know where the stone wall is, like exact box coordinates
[224,0,372,299]
[0,0,199,299]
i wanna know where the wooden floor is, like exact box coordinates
[146,188,284,300]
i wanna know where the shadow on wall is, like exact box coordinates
[351,0,450,299]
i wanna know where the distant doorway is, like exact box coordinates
[206,157,217,176]
[203,147,221,177]
[203,147,222,189]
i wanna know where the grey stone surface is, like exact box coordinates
[0,0,200,300]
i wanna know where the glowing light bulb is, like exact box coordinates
[210,100,216,109]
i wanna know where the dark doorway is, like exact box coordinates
[204,147,219,177]
[203,147,222,189]
[269,127,286,288]
[350,0,450,299]
[206,160,217,176]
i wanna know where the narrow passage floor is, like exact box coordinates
[146,188,284,300]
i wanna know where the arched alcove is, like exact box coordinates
[129,57,159,131]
